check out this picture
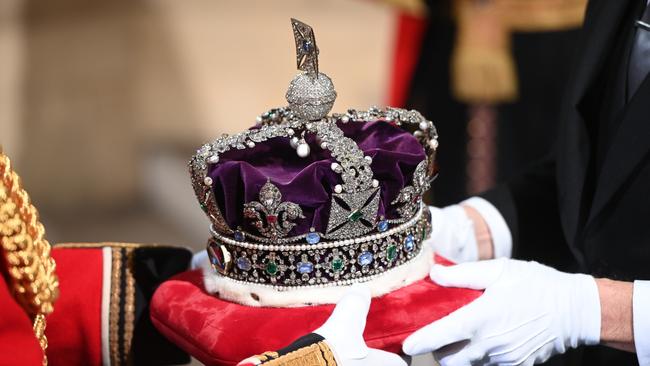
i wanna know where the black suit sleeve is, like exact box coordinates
[481,157,574,270]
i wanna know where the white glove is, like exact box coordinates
[428,205,479,263]
[204,247,405,365]
[237,285,406,366]
[315,285,407,366]
[191,249,208,269]
[403,259,601,366]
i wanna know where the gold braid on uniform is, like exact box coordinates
[239,334,338,366]
[56,242,152,365]
[0,152,59,366]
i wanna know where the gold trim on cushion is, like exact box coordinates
[260,341,337,366]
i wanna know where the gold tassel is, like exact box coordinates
[501,0,587,32]
[379,0,427,15]
[452,0,518,104]
[1,152,59,366]
[451,0,587,104]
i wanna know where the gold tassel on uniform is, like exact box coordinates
[0,151,59,366]
[452,0,518,104]
[451,0,587,104]
[377,0,587,103]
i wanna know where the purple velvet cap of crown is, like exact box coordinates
[207,120,425,236]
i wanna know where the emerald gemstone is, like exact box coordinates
[387,245,397,261]
[265,261,278,276]
[331,257,344,272]
[348,210,363,222]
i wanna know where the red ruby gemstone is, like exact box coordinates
[267,215,278,224]
[208,240,225,270]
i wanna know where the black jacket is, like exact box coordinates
[484,0,649,364]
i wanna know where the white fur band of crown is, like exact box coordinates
[200,245,434,307]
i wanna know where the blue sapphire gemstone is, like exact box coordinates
[301,40,314,53]
[377,220,389,232]
[404,234,415,252]
[236,257,252,271]
[358,251,373,266]
[298,262,314,274]
[234,230,245,242]
[306,232,321,245]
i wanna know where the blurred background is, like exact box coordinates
[1,0,398,251]
[0,0,587,251]
[0,0,588,364]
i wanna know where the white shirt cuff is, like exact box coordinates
[461,197,513,259]
[429,205,479,263]
[634,280,650,366]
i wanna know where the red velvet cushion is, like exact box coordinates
[150,255,481,366]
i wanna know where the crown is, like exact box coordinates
[190,19,438,303]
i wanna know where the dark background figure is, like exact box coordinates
[390,0,586,206]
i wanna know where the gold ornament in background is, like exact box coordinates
[378,0,587,103]
[451,0,587,104]
[0,151,59,366]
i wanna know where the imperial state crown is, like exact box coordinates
[189,19,439,306]
[149,19,481,365]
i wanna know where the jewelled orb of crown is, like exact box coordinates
[190,19,439,307]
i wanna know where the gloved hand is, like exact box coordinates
[403,258,602,366]
[427,205,479,263]
[237,285,406,366]
[314,285,407,366]
[428,197,512,263]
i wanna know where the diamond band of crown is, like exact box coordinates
[206,204,431,290]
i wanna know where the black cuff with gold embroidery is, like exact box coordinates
[53,243,192,366]
[238,333,337,366]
